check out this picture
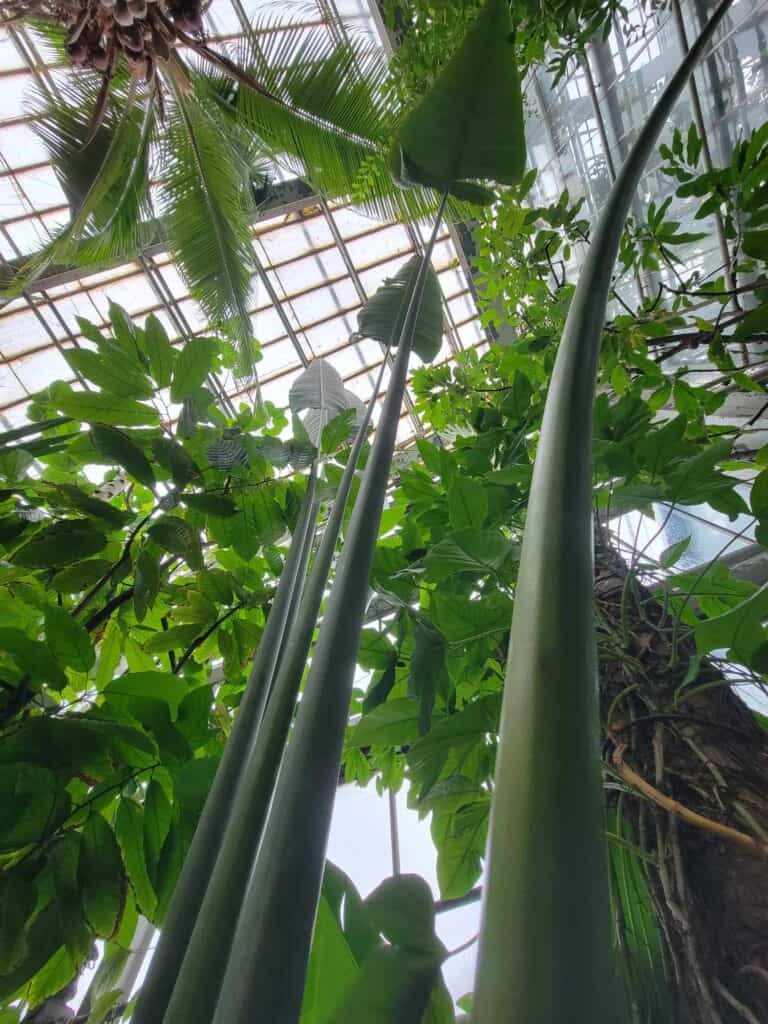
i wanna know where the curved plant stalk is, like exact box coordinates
[131,467,318,1024]
[472,2,734,1021]
[211,195,448,1024]
[162,361,387,1023]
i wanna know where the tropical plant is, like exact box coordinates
[4,0,768,1021]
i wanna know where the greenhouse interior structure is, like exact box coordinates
[1,0,768,1020]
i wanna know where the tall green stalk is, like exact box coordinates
[162,363,386,1023]
[131,468,318,1024]
[211,195,449,1024]
[472,2,733,1021]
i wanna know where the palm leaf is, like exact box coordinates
[205,7,442,222]
[5,75,152,294]
[160,74,257,375]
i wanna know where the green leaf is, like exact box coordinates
[144,779,172,882]
[364,875,438,952]
[423,529,514,582]
[95,618,123,690]
[351,698,422,747]
[91,425,156,489]
[78,813,125,937]
[0,902,62,1003]
[751,469,768,518]
[0,872,36,974]
[659,536,691,568]
[0,763,70,853]
[148,515,203,570]
[144,314,176,388]
[326,945,441,1024]
[0,628,67,688]
[428,592,512,644]
[144,623,200,654]
[207,438,249,470]
[357,629,396,671]
[393,0,524,190]
[170,337,219,402]
[115,800,157,919]
[299,896,359,1024]
[26,945,78,1010]
[357,255,443,363]
[410,620,446,735]
[432,802,488,898]
[65,347,153,399]
[52,559,113,593]
[48,382,159,426]
[45,604,95,673]
[104,671,188,719]
[51,833,92,966]
[49,483,132,529]
[134,549,161,623]
[290,358,348,417]
[447,476,487,530]
[12,520,107,567]
[152,437,200,487]
[181,492,238,517]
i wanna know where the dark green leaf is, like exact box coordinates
[152,437,200,487]
[104,672,188,719]
[115,800,157,919]
[45,604,95,673]
[51,833,92,965]
[364,874,438,952]
[0,763,70,853]
[351,698,421,747]
[91,425,156,490]
[410,620,446,735]
[0,628,66,687]
[326,945,441,1024]
[12,520,107,567]
[357,255,443,363]
[144,779,172,882]
[144,623,200,654]
[52,559,113,593]
[207,439,249,469]
[423,529,515,582]
[78,813,124,937]
[181,492,238,517]
[147,515,203,571]
[134,549,161,623]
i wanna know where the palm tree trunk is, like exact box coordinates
[595,529,768,1023]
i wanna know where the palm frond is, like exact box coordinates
[4,74,152,294]
[198,5,441,222]
[161,74,257,376]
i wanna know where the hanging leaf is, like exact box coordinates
[290,358,348,417]
[134,550,162,623]
[0,628,67,688]
[357,256,443,363]
[91,425,156,490]
[115,800,157,920]
[391,0,525,193]
[45,605,95,673]
[152,438,200,487]
[147,516,203,571]
[144,779,173,883]
[78,813,125,938]
[12,520,108,568]
[364,875,439,952]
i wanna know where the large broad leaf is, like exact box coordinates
[423,529,515,582]
[64,348,153,400]
[147,516,203,571]
[104,671,189,720]
[144,314,176,389]
[170,337,219,403]
[357,256,443,363]
[48,382,160,427]
[391,0,525,193]
[115,800,157,920]
[289,358,348,442]
[364,875,438,952]
[326,945,441,1024]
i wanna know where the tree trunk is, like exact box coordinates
[595,531,768,1022]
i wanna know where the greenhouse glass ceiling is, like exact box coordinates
[0,0,486,440]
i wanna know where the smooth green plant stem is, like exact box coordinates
[162,362,387,1024]
[472,2,734,1021]
[212,193,449,1024]
[131,467,318,1024]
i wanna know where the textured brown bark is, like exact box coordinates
[595,533,768,1023]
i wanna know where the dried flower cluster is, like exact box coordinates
[55,0,205,79]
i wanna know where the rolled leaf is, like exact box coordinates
[130,470,319,1024]
[472,2,735,1021]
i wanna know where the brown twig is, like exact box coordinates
[612,744,768,858]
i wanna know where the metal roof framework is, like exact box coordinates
[0,0,489,442]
